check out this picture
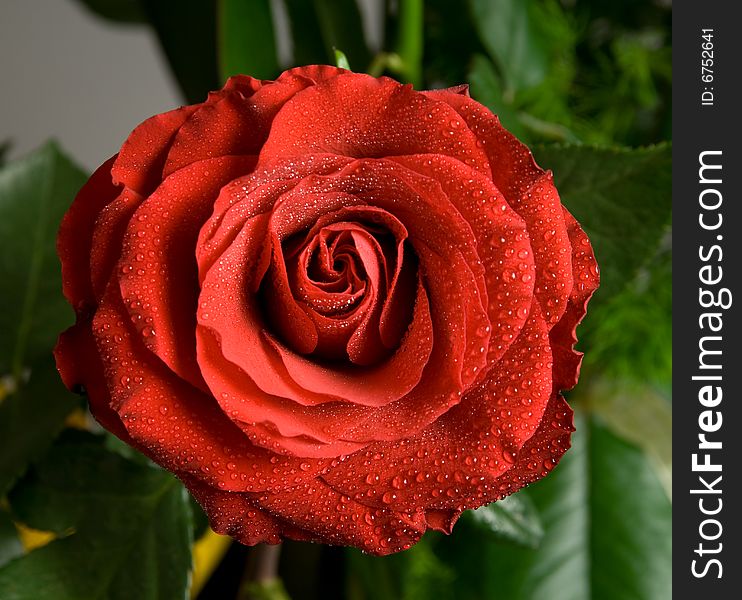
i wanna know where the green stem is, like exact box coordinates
[395,0,423,87]
[239,544,290,600]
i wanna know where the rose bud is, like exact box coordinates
[55,66,599,555]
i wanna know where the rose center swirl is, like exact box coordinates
[261,217,417,367]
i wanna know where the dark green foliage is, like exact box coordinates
[0,142,85,377]
[0,432,194,600]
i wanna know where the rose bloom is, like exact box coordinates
[55,66,598,555]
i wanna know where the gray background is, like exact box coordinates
[1,0,182,170]
[0,0,382,172]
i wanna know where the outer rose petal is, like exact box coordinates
[184,477,283,545]
[57,156,121,311]
[425,509,462,535]
[118,156,256,388]
[549,209,600,390]
[251,478,427,555]
[187,471,428,555]
[510,172,573,327]
[258,73,491,175]
[111,105,201,196]
[55,322,130,443]
[422,89,542,199]
[277,65,348,84]
[89,280,329,493]
[162,75,314,177]
[426,90,575,328]
[485,393,574,502]
[89,186,145,301]
[320,302,554,511]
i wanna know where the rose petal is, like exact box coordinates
[510,172,573,327]
[251,477,427,555]
[264,274,433,409]
[391,154,534,368]
[118,156,256,388]
[163,74,324,177]
[268,159,491,386]
[425,509,462,534]
[89,186,144,301]
[421,90,541,199]
[57,155,121,311]
[111,104,201,196]
[549,208,600,391]
[485,393,574,502]
[90,280,327,493]
[184,477,283,545]
[196,155,353,279]
[55,322,130,443]
[197,218,434,412]
[320,301,553,511]
[276,65,348,84]
[258,73,491,175]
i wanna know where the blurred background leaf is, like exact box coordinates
[139,0,220,104]
[533,143,671,302]
[284,0,330,66]
[75,0,146,23]
[0,431,193,600]
[392,0,423,87]
[0,141,85,378]
[0,141,11,168]
[219,0,279,82]
[580,240,672,388]
[69,0,671,147]
[464,491,543,548]
[313,0,371,72]
[0,359,80,496]
[468,0,549,94]
[0,510,23,569]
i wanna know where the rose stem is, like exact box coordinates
[238,543,290,600]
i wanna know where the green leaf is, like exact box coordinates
[0,359,80,495]
[468,0,549,93]
[140,0,220,103]
[581,242,672,386]
[469,55,578,145]
[0,509,23,569]
[577,380,672,498]
[0,141,11,167]
[73,0,147,23]
[218,0,279,82]
[0,142,86,377]
[421,0,488,87]
[532,143,672,300]
[465,491,543,548]
[284,0,329,65]
[313,0,371,72]
[334,48,351,70]
[1,431,193,600]
[468,54,529,140]
[434,413,671,600]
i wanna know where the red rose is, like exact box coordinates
[55,66,598,555]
